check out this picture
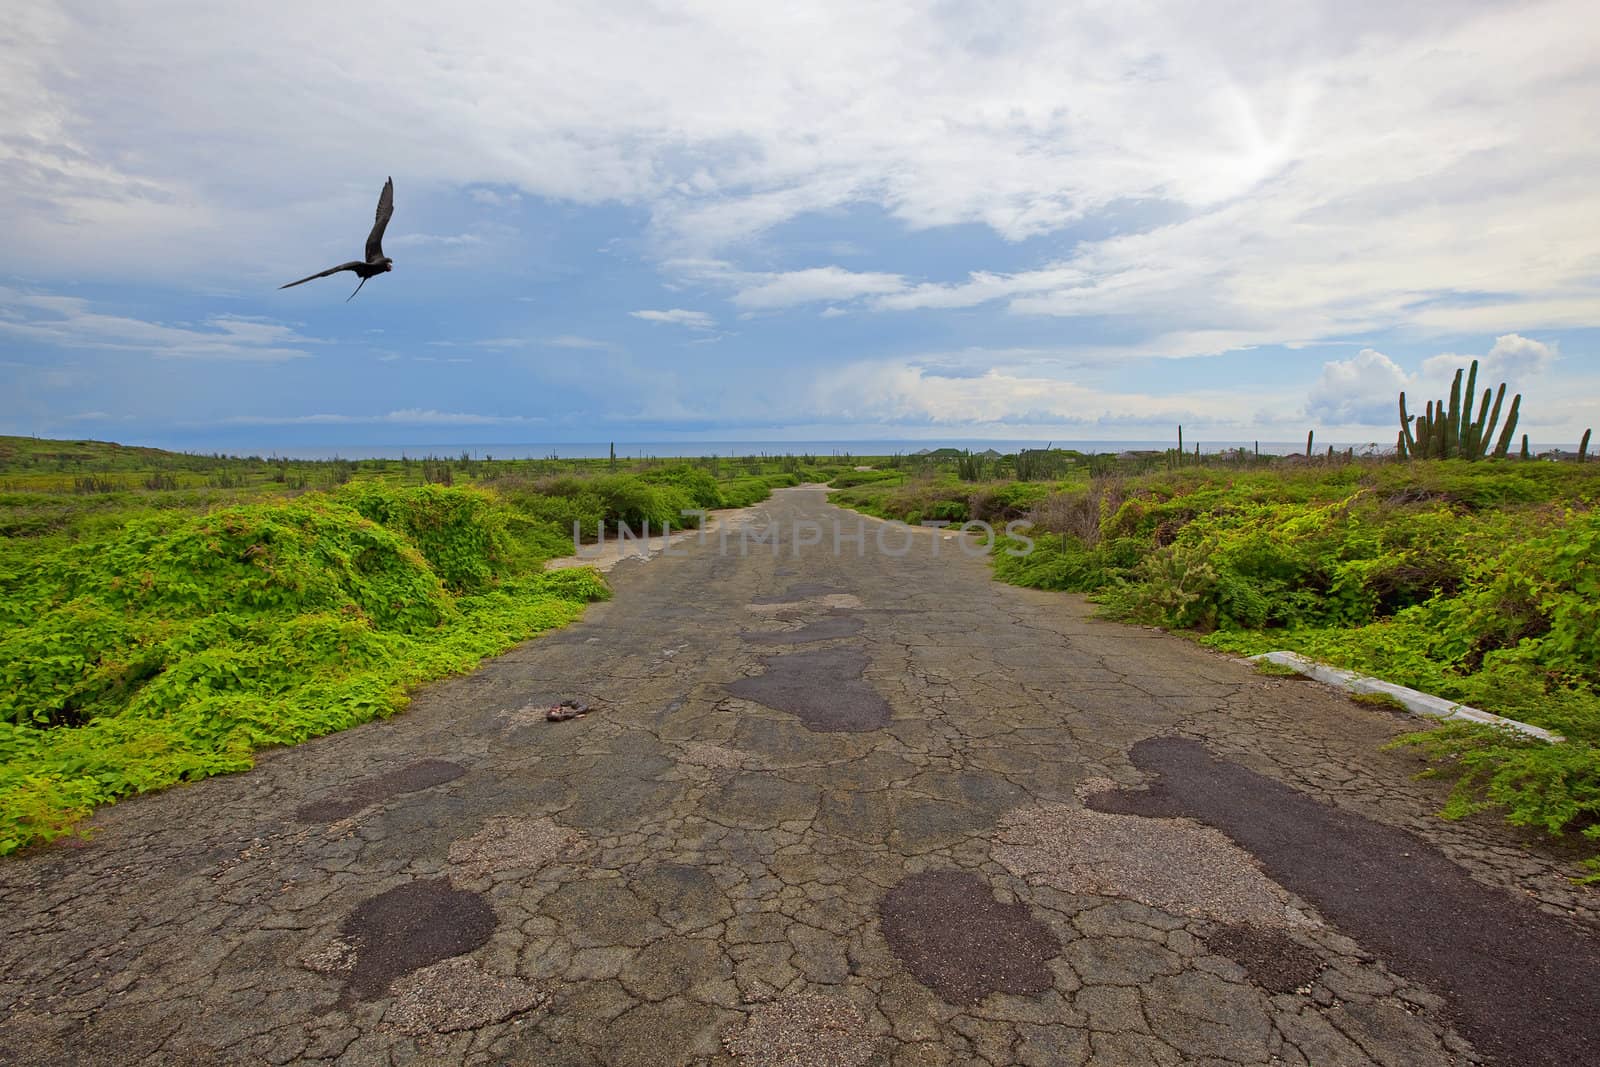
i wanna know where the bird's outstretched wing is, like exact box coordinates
[365,177,394,261]
[279,261,366,289]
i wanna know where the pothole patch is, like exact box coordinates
[337,879,497,1000]
[448,815,585,880]
[879,870,1060,1004]
[295,759,466,822]
[722,993,878,1067]
[383,956,547,1035]
[725,648,890,732]
[1201,923,1325,994]
[993,803,1312,928]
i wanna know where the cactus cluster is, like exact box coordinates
[1397,359,1520,460]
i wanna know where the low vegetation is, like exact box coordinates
[835,449,1600,877]
[0,436,851,853]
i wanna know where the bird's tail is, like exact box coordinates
[346,276,369,302]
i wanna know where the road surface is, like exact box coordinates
[2,486,1597,1066]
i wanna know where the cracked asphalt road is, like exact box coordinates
[2,486,1597,1066]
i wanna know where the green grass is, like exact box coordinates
[0,437,864,854]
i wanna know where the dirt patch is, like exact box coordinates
[726,648,890,732]
[295,759,465,822]
[382,956,547,1035]
[1202,923,1324,993]
[879,870,1060,1004]
[338,879,497,1001]
[741,614,865,644]
[993,802,1307,927]
[723,993,878,1067]
[1091,736,1600,1067]
[447,815,584,880]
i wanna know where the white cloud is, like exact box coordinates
[391,232,484,248]
[1485,334,1559,378]
[1,0,1598,371]
[730,266,908,310]
[806,356,1300,435]
[1306,349,1412,425]
[630,308,716,329]
[544,335,620,350]
[872,267,1083,312]
[0,287,316,361]
[1422,333,1558,387]
[469,188,522,207]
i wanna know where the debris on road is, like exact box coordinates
[545,699,590,722]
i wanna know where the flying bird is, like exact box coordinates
[280,177,395,301]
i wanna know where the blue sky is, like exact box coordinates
[2,1,1597,451]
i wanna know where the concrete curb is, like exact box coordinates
[1250,651,1565,744]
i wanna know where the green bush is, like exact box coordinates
[721,477,776,508]
[0,487,609,854]
[338,483,510,591]
[989,460,1600,873]
[640,465,725,509]
[828,468,904,489]
[969,482,1049,522]
[503,485,608,539]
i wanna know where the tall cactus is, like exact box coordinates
[1398,360,1520,461]
[1493,393,1522,459]
[1579,429,1591,463]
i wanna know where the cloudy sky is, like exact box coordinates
[3,0,1597,451]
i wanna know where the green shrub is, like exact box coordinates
[721,477,777,508]
[641,465,725,509]
[505,486,608,538]
[828,468,904,489]
[338,483,510,591]
[968,482,1049,522]
[990,460,1600,870]
[0,488,609,854]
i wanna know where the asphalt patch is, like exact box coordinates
[339,878,497,1001]
[1089,736,1600,1067]
[740,614,865,644]
[383,956,546,1034]
[725,648,890,732]
[879,870,1060,1004]
[1201,923,1324,993]
[295,759,465,822]
[992,802,1302,926]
